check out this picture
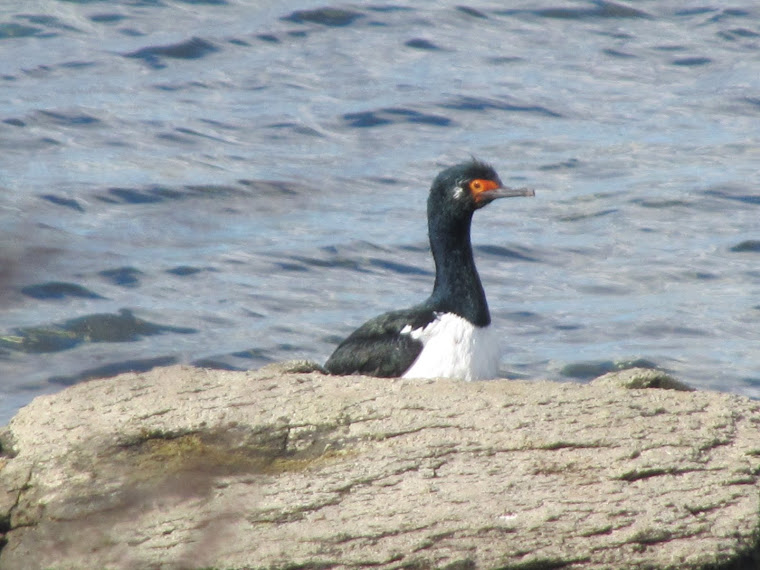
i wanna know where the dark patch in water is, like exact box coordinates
[98,184,252,204]
[378,107,451,126]
[266,122,324,137]
[369,176,400,185]
[603,48,636,59]
[287,254,368,272]
[485,56,524,65]
[578,283,627,296]
[40,194,85,212]
[368,258,431,276]
[204,349,276,371]
[730,240,760,253]
[0,23,42,39]
[100,267,144,287]
[404,38,441,51]
[671,56,712,67]
[56,0,117,4]
[230,347,272,360]
[674,8,716,17]
[21,282,105,300]
[237,179,309,196]
[167,266,203,276]
[707,8,751,24]
[654,45,685,53]
[241,308,265,319]
[0,309,197,354]
[633,198,692,209]
[503,311,540,322]
[367,5,413,13]
[635,323,709,338]
[22,64,53,78]
[119,28,145,38]
[257,33,280,43]
[38,110,101,126]
[440,96,563,118]
[274,262,309,272]
[718,28,760,41]
[0,329,80,353]
[184,184,242,196]
[539,158,580,171]
[173,127,229,143]
[744,376,760,388]
[475,245,540,263]
[105,187,165,204]
[64,309,196,342]
[704,188,760,205]
[555,323,582,331]
[3,118,25,127]
[343,107,452,128]
[500,1,651,20]
[282,8,363,27]
[18,14,80,32]
[342,111,391,128]
[398,244,429,253]
[124,37,219,69]
[694,271,718,280]
[559,208,618,222]
[49,356,178,386]
[59,61,97,70]
[89,13,128,24]
[456,6,488,19]
[198,118,238,130]
[561,359,660,380]
[156,131,198,144]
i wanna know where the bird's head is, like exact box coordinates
[429,159,534,216]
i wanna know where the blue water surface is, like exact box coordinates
[1,0,759,424]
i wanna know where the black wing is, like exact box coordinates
[324,307,437,377]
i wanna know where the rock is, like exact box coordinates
[590,367,694,391]
[0,364,758,569]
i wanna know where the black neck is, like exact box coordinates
[425,209,491,327]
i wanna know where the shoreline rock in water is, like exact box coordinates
[0,363,758,569]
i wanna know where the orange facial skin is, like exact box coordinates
[469,178,501,202]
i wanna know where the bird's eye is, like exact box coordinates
[469,180,483,193]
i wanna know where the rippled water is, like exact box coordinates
[1,0,759,424]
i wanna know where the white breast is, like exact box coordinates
[400,312,501,381]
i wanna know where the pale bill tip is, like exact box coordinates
[497,186,535,198]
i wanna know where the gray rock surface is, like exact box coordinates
[0,363,759,569]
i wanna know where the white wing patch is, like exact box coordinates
[401,312,501,381]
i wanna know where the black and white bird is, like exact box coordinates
[324,159,534,380]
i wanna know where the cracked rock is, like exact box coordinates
[0,364,758,569]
